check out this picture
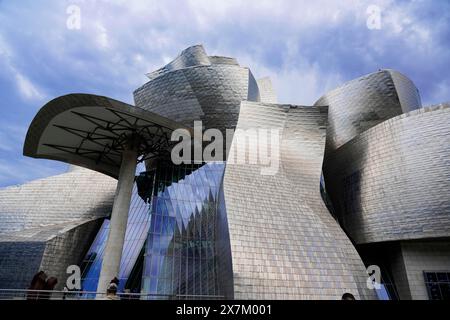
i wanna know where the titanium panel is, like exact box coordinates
[0,167,116,289]
[315,70,422,154]
[146,45,211,81]
[39,219,103,290]
[0,168,115,233]
[257,77,278,103]
[219,101,376,299]
[134,45,261,135]
[323,104,450,244]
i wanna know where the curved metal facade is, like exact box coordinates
[323,104,450,244]
[389,70,422,113]
[145,45,212,81]
[218,101,376,299]
[7,44,446,300]
[0,168,116,289]
[0,168,115,233]
[257,77,278,104]
[0,219,102,291]
[315,69,422,154]
[133,45,260,134]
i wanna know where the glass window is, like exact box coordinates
[424,271,450,300]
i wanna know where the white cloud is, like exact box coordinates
[426,80,450,106]
[95,22,110,49]
[240,53,343,105]
[0,35,46,101]
[0,0,449,186]
[14,71,45,101]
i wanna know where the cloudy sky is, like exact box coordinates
[0,0,449,187]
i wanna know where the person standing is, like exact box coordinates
[105,282,120,300]
[40,277,58,300]
[26,271,47,300]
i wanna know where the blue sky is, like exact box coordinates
[0,0,449,187]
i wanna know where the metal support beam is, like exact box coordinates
[96,145,138,296]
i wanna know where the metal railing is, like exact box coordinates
[0,289,224,300]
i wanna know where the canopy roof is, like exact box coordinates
[24,94,191,178]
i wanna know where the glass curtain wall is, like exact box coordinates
[80,162,225,299]
[80,163,151,293]
[141,162,225,299]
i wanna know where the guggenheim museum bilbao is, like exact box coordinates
[0,45,449,300]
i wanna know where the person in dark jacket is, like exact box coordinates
[40,277,58,300]
[27,271,47,300]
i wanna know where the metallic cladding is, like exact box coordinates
[323,104,450,244]
[219,101,377,299]
[133,45,261,134]
[0,168,115,233]
[314,70,422,154]
[3,43,445,300]
[0,168,116,289]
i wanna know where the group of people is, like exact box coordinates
[27,271,58,300]
[26,272,133,300]
[27,273,353,300]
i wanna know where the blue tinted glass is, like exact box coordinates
[141,162,225,298]
[81,162,226,298]
[80,165,152,293]
[375,284,391,300]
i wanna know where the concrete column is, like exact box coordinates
[96,147,137,296]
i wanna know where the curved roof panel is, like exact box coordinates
[24,93,190,178]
